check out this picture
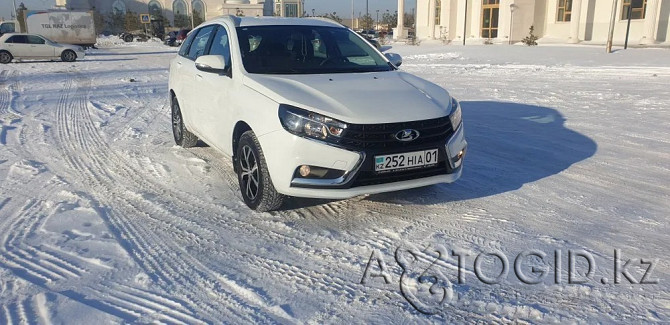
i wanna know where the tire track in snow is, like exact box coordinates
[51,74,231,322]
[0,170,89,286]
[49,72,294,323]
[0,70,21,121]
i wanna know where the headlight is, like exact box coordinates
[278,105,348,143]
[449,97,462,129]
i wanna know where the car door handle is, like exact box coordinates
[196,74,203,80]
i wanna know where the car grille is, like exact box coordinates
[338,116,455,151]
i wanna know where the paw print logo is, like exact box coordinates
[395,243,454,315]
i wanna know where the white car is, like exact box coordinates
[168,16,467,211]
[0,33,85,64]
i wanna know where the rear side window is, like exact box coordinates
[178,30,197,57]
[187,25,215,60]
[6,35,28,44]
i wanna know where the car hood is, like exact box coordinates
[243,71,452,124]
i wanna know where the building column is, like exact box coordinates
[641,0,660,44]
[396,0,405,39]
[470,0,482,39]
[455,0,468,44]
[428,0,437,38]
[280,0,285,17]
[498,0,513,42]
[568,0,583,43]
[440,0,450,40]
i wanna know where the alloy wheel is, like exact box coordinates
[172,102,183,142]
[63,51,76,62]
[0,52,10,64]
[240,145,259,200]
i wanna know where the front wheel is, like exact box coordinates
[0,51,12,64]
[61,50,77,62]
[236,131,284,212]
[171,95,199,148]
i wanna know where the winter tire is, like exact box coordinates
[171,95,199,148]
[61,50,77,62]
[236,131,284,212]
[0,51,12,64]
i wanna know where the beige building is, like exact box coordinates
[62,0,303,26]
[275,0,305,17]
[407,0,670,45]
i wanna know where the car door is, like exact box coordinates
[26,35,55,58]
[193,24,234,150]
[171,29,197,118]
[179,25,216,138]
[4,35,29,57]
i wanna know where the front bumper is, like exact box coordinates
[258,123,467,199]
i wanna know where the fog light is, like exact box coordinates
[299,165,311,177]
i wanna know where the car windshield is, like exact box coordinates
[236,25,393,75]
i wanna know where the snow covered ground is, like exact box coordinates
[0,39,668,323]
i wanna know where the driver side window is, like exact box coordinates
[207,26,232,70]
[188,25,215,61]
[27,35,46,45]
[178,30,197,57]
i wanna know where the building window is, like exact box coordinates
[192,0,206,23]
[622,0,647,20]
[173,0,187,16]
[557,0,572,22]
[284,3,299,17]
[481,0,500,39]
[435,0,441,25]
[112,0,126,15]
[173,0,189,28]
[148,0,163,18]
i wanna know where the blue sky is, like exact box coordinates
[1,0,417,20]
[307,0,416,18]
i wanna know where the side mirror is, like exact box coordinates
[195,55,227,74]
[384,53,402,67]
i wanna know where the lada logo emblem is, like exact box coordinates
[395,129,420,142]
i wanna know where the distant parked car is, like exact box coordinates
[357,32,382,50]
[165,30,178,46]
[360,29,377,38]
[175,28,191,46]
[0,33,85,64]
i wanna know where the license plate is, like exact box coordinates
[374,149,439,173]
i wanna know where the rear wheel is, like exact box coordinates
[61,50,77,62]
[123,34,134,42]
[0,51,12,64]
[171,95,199,148]
[236,131,284,212]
